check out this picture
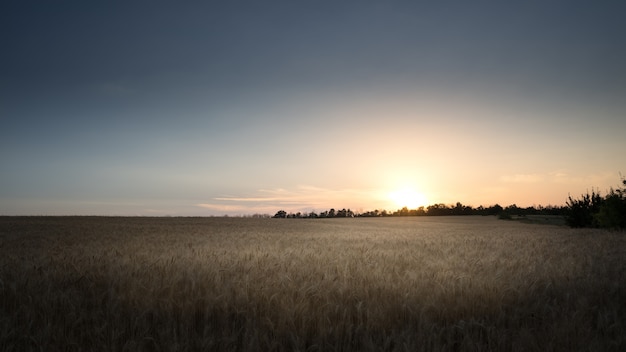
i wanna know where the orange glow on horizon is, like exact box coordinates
[388,187,429,209]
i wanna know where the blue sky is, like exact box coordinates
[2,0,625,215]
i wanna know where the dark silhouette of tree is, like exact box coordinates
[566,177,626,229]
[566,190,604,227]
[273,210,287,218]
[486,204,503,216]
[395,207,410,216]
[594,179,626,229]
[427,204,449,216]
[273,201,571,220]
[360,209,381,217]
[335,208,355,217]
[450,202,473,215]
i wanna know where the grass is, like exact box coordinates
[506,215,567,226]
[0,216,624,351]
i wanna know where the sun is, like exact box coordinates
[388,187,428,209]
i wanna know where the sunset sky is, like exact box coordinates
[2,1,625,216]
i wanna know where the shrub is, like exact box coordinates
[566,177,626,230]
[565,189,604,228]
[498,211,512,220]
[594,181,626,230]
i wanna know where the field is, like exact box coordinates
[0,216,624,351]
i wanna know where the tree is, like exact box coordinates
[273,210,287,218]
[486,204,503,216]
[566,189,604,228]
[565,177,626,229]
[427,204,450,216]
[593,178,626,230]
[396,207,410,216]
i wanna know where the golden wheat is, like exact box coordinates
[0,216,624,351]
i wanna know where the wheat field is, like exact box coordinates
[0,216,624,351]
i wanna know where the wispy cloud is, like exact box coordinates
[499,174,544,183]
[196,203,255,212]
[197,185,389,215]
[500,171,618,186]
[213,197,279,202]
[547,171,619,186]
[499,170,619,188]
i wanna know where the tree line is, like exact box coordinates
[273,177,626,230]
[273,203,566,219]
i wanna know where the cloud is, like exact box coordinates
[196,203,252,212]
[196,202,287,216]
[197,185,388,215]
[499,174,544,183]
[256,186,384,207]
[213,197,279,202]
[500,171,620,185]
[548,171,619,186]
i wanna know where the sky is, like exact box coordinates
[1,0,625,216]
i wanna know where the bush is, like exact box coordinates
[594,185,626,230]
[566,178,626,230]
[498,211,512,220]
[565,189,604,228]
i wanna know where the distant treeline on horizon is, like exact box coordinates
[273,176,626,230]
[272,203,567,219]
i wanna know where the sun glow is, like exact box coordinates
[388,187,428,209]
